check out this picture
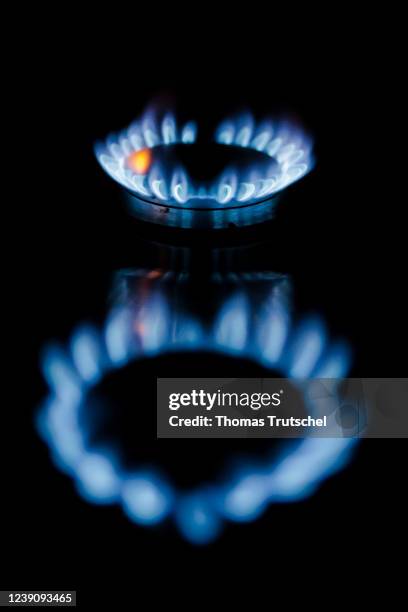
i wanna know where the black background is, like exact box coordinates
[6,25,407,605]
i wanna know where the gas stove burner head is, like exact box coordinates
[95,109,314,229]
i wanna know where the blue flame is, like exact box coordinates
[95,108,313,210]
[75,451,121,504]
[214,293,249,352]
[175,491,222,545]
[122,473,173,525]
[38,289,356,544]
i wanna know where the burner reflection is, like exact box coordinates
[38,271,356,544]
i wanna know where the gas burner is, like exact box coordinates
[95,109,314,228]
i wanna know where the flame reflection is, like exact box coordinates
[38,271,356,544]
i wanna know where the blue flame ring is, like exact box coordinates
[95,112,314,209]
[38,296,356,545]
